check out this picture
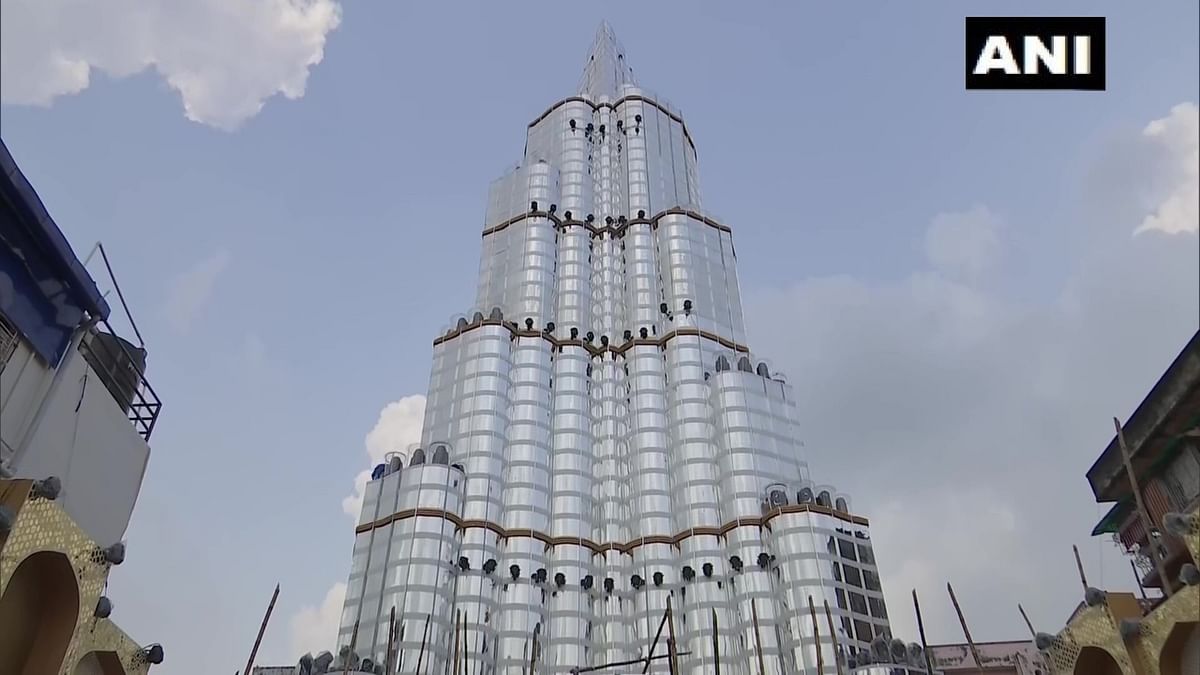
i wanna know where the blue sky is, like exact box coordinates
[2,1,1197,672]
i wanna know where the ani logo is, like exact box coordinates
[966,17,1106,91]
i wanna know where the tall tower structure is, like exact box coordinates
[336,24,892,675]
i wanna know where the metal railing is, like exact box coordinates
[77,319,162,440]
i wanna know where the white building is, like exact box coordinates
[0,138,162,548]
[335,24,891,674]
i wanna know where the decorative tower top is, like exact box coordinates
[576,21,637,99]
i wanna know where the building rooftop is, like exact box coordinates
[576,21,638,99]
[1087,330,1200,511]
[0,137,110,362]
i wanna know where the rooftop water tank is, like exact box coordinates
[82,330,147,414]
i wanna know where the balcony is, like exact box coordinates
[78,321,161,441]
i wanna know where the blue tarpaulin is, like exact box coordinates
[0,138,109,365]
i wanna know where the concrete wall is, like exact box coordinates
[930,641,1046,674]
[2,339,150,546]
[1,339,56,465]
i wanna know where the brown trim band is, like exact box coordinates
[481,207,731,239]
[354,503,870,554]
[431,318,749,356]
[527,94,696,154]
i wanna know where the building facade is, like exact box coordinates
[336,24,890,674]
[0,139,162,549]
[1040,329,1199,675]
[1088,330,1200,596]
[0,138,164,672]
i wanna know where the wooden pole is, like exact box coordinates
[710,608,721,675]
[575,651,694,673]
[912,590,936,675]
[452,610,462,675]
[822,599,844,675]
[807,596,824,675]
[1017,603,1036,638]
[530,625,541,675]
[751,599,767,675]
[947,583,984,674]
[1114,417,1173,597]
[414,615,431,675]
[343,619,360,675]
[641,604,672,674]
[385,607,397,675]
[1130,559,1149,601]
[461,612,469,675]
[1072,544,1089,590]
[242,583,280,675]
[665,596,680,675]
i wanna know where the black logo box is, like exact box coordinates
[966,17,1106,91]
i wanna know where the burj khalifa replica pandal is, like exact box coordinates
[334,23,894,675]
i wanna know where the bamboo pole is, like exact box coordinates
[946,583,983,674]
[1072,545,1089,590]
[807,596,823,675]
[751,599,767,675]
[1114,417,1173,597]
[1018,603,1036,638]
[822,599,844,675]
[912,590,936,675]
[242,583,280,675]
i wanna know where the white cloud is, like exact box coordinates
[341,395,426,518]
[0,0,342,130]
[165,249,231,333]
[924,205,1004,281]
[746,102,1198,641]
[289,581,346,659]
[1134,103,1199,236]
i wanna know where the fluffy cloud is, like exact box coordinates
[924,205,1004,281]
[0,0,342,130]
[289,582,346,659]
[341,395,426,518]
[1134,103,1199,236]
[165,249,231,333]
[746,102,1198,639]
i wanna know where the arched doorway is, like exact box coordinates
[1160,621,1200,675]
[0,550,81,674]
[1073,645,1123,675]
[73,651,127,675]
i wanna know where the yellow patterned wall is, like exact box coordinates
[1047,509,1200,675]
[0,479,152,675]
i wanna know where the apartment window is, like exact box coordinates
[869,597,888,620]
[837,539,858,561]
[854,619,873,642]
[849,592,868,615]
[0,315,18,372]
[863,569,882,592]
[857,544,876,565]
[835,588,847,611]
[843,565,863,588]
